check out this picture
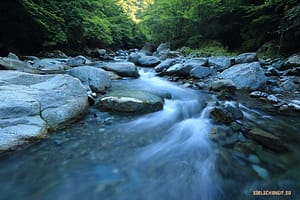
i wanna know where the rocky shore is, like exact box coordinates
[0,44,299,154]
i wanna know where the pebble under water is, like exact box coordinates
[0,70,299,200]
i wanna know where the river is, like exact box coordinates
[0,68,299,200]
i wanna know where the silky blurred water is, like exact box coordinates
[0,69,299,200]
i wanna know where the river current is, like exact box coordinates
[0,69,299,200]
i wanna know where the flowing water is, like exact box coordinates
[0,69,299,200]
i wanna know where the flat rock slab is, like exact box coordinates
[96,90,164,115]
[0,71,89,151]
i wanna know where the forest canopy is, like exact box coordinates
[0,0,299,55]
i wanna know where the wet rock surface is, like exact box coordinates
[95,90,164,114]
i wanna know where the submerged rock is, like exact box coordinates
[0,71,88,150]
[96,90,164,114]
[245,128,287,152]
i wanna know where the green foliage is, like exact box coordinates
[141,0,299,54]
[15,0,147,51]
[0,0,299,55]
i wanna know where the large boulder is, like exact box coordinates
[102,62,139,78]
[95,90,164,114]
[67,66,111,93]
[138,55,160,67]
[208,56,232,71]
[219,62,267,90]
[235,52,258,64]
[0,71,89,150]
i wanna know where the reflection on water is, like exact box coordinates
[0,69,299,200]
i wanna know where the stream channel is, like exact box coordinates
[0,68,299,200]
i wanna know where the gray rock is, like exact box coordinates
[141,42,155,55]
[95,49,107,57]
[211,79,236,92]
[116,50,128,56]
[219,62,267,90]
[7,52,20,60]
[186,57,208,66]
[208,56,232,71]
[45,50,68,58]
[128,52,142,65]
[267,95,279,103]
[157,43,170,53]
[102,62,139,78]
[265,66,280,76]
[32,58,68,73]
[138,55,160,67]
[235,52,258,64]
[158,50,181,60]
[283,67,300,76]
[164,63,192,76]
[68,66,111,92]
[96,90,164,114]
[154,58,179,72]
[0,57,37,73]
[280,79,297,90]
[0,71,89,150]
[209,102,243,124]
[284,54,300,68]
[250,91,268,98]
[190,66,215,79]
[271,59,286,70]
[66,55,90,67]
[0,116,48,151]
